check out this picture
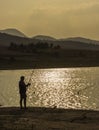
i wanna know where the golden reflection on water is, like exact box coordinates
[27,68,94,109]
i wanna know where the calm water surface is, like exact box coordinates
[0,67,99,110]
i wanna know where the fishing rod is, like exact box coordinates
[28,64,36,84]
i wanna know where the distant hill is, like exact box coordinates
[0,33,31,46]
[32,35,56,41]
[60,37,99,45]
[0,32,99,50]
[0,28,26,37]
[55,40,99,50]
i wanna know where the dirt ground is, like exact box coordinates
[0,107,99,130]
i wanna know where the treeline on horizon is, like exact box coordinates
[8,41,61,52]
[8,41,99,59]
[8,41,62,58]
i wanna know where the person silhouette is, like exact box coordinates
[19,76,31,109]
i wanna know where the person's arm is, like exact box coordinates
[25,83,31,87]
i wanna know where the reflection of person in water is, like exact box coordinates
[19,76,31,109]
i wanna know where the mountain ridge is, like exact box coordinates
[60,37,99,45]
[0,28,26,38]
[0,28,99,45]
[0,28,99,50]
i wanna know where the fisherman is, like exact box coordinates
[19,76,31,109]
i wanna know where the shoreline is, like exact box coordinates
[0,57,99,70]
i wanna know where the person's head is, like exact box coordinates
[20,76,25,81]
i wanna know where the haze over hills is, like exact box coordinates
[0,28,26,37]
[0,28,99,50]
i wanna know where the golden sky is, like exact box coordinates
[0,0,99,39]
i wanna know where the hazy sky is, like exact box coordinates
[0,0,99,39]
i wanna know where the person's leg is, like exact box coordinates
[24,96,27,109]
[20,95,23,109]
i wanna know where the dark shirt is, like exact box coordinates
[19,80,27,94]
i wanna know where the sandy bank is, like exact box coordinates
[0,107,99,130]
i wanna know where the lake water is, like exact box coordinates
[0,67,99,110]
